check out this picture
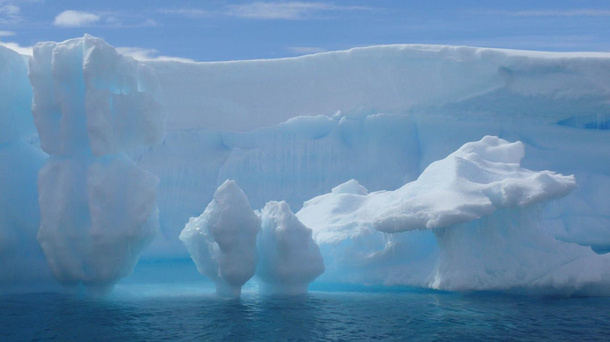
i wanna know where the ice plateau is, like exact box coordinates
[1,36,609,295]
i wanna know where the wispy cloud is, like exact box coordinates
[287,46,327,55]
[226,1,373,20]
[471,9,610,17]
[457,34,602,51]
[53,10,158,28]
[0,4,21,24]
[0,30,14,37]
[141,18,157,26]
[117,46,195,63]
[158,8,209,18]
[54,10,100,27]
[510,9,610,17]
[158,2,375,21]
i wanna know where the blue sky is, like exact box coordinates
[1,0,610,61]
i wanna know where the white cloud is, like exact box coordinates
[0,41,33,55]
[158,8,209,17]
[287,46,327,55]
[116,47,195,63]
[0,4,21,24]
[157,2,374,20]
[54,10,100,27]
[105,15,121,26]
[0,30,14,37]
[471,9,610,17]
[0,4,19,15]
[226,1,372,20]
[511,9,610,17]
[142,18,157,26]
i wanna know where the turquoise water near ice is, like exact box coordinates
[2,261,610,341]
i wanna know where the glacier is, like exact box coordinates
[1,36,609,295]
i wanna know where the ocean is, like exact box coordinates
[2,282,610,341]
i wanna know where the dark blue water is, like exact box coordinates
[2,284,610,342]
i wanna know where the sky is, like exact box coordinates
[1,0,610,62]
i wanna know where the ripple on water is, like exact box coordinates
[1,288,610,341]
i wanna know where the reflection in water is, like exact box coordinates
[2,287,610,341]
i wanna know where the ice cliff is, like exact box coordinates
[1,36,609,295]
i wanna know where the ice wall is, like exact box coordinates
[0,45,50,291]
[1,37,609,295]
[134,46,610,261]
[29,36,164,294]
[146,46,610,132]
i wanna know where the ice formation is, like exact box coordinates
[136,46,610,263]
[29,34,164,156]
[180,180,261,297]
[1,36,609,295]
[257,201,324,295]
[0,45,50,291]
[297,137,610,294]
[29,36,163,294]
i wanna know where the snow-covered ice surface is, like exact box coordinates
[180,180,260,297]
[1,36,610,295]
[298,136,610,294]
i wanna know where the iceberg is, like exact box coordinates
[297,137,610,294]
[134,46,610,262]
[180,180,261,297]
[1,35,609,295]
[29,36,163,294]
[0,45,50,291]
[257,201,324,295]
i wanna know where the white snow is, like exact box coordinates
[297,136,610,294]
[257,201,324,295]
[179,180,261,297]
[291,133,580,242]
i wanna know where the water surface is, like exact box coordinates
[2,283,609,341]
